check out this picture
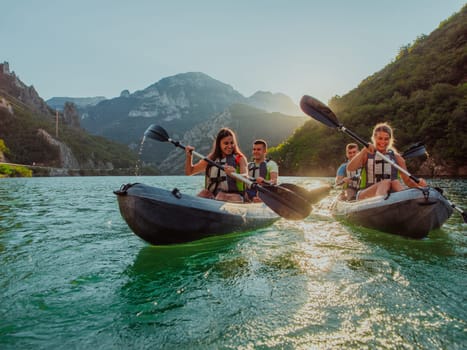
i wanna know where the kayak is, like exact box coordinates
[114,183,281,245]
[330,187,453,238]
[115,182,330,245]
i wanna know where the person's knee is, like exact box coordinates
[215,192,244,203]
[381,179,392,190]
[197,189,214,199]
[391,180,403,192]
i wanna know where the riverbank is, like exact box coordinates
[0,162,158,177]
[0,163,32,177]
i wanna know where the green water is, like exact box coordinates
[0,176,465,349]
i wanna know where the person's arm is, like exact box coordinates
[224,155,248,178]
[268,160,279,185]
[269,171,278,185]
[335,163,346,185]
[395,154,427,187]
[255,160,279,185]
[185,146,207,175]
[347,145,372,171]
[237,156,248,177]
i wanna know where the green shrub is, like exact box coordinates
[0,164,33,177]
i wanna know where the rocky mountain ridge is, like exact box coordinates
[158,104,308,174]
[47,96,106,110]
[0,62,51,116]
[67,72,305,170]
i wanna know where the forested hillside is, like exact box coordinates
[270,5,466,176]
[0,67,141,175]
[0,100,138,172]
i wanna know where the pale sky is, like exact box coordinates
[1,0,464,104]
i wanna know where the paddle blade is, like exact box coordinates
[300,95,340,128]
[279,183,331,204]
[144,124,170,142]
[402,142,427,159]
[257,184,311,220]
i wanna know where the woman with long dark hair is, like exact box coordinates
[185,127,248,202]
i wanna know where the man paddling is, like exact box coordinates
[246,139,279,202]
[335,143,360,201]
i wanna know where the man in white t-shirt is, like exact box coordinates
[246,139,279,202]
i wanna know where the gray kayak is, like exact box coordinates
[114,183,280,245]
[330,187,453,238]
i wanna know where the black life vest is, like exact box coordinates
[248,160,270,180]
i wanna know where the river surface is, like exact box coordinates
[0,176,465,349]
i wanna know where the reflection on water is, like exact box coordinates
[0,176,465,349]
[128,232,251,276]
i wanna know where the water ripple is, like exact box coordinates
[0,176,465,349]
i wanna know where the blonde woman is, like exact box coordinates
[347,122,427,200]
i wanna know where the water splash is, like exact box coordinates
[134,135,146,177]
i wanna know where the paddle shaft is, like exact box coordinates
[163,136,310,219]
[335,146,423,187]
[167,138,255,186]
[338,125,420,184]
[177,139,313,192]
[187,145,317,200]
[300,95,465,222]
[449,199,467,218]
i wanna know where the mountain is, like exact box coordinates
[268,4,467,177]
[0,63,142,176]
[246,91,303,115]
[0,62,50,116]
[77,72,304,167]
[78,72,245,164]
[46,96,106,110]
[158,103,308,174]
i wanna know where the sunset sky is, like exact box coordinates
[1,0,464,104]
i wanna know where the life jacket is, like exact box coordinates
[344,167,361,190]
[246,160,272,199]
[205,154,245,195]
[247,160,271,181]
[360,150,398,188]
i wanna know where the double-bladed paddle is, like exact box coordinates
[300,95,421,183]
[144,124,311,220]
[300,94,467,223]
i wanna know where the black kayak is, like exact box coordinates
[115,182,330,245]
[115,183,279,245]
[330,187,453,238]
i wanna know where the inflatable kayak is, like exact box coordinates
[115,182,330,245]
[114,183,281,245]
[330,187,453,238]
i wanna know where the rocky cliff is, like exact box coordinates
[0,69,51,117]
[158,104,308,174]
[0,62,139,175]
[36,129,80,169]
[77,72,305,168]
